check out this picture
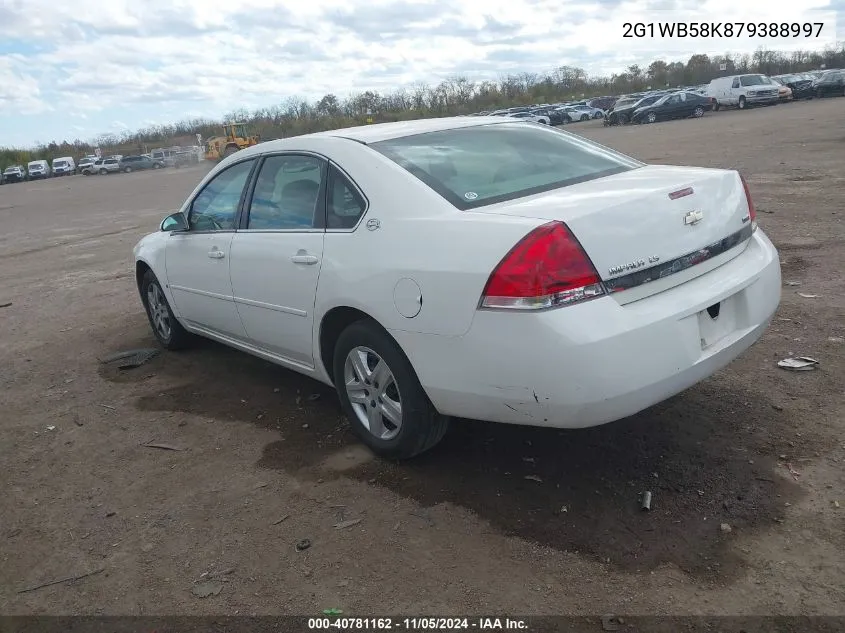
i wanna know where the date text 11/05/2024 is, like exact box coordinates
[622,21,825,38]
[307,617,528,630]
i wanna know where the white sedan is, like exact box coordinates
[133,117,781,459]
[504,111,551,124]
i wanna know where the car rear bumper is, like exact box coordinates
[393,229,781,428]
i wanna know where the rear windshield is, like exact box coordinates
[370,123,641,210]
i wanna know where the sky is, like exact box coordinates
[0,0,841,147]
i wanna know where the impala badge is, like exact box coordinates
[683,210,704,226]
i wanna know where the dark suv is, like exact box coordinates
[119,155,165,173]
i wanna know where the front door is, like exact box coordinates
[228,153,331,367]
[165,158,256,341]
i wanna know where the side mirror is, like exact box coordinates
[160,212,188,232]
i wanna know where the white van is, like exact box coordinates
[27,159,51,180]
[707,74,780,110]
[52,156,76,176]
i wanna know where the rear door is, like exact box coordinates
[675,92,694,117]
[228,153,328,367]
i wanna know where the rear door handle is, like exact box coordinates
[208,250,225,259]
[291,254,319,265]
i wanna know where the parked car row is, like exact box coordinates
[469,99,610,126]
[601,68,842,128]
[1,145,204,184]
[604,88,714,125]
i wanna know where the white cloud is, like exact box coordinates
[0,58,51,114]
[0,0,840,145]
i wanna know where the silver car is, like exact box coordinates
[83,158,121,175]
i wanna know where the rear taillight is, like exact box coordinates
[480,221,605,310]
[739,174,757,232]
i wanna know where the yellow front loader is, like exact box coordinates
[203,123,260,161]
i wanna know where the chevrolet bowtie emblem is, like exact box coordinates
[683,210,704,225]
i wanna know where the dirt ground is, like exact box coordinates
[1,100,843,618]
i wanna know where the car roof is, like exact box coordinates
[279,116,511,145]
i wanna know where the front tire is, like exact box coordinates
[333,320,449,460]
[693,105,704,117]
[738,96,747,109]
[99,169,108,175]
[140,270,192,350]
[646,111,657,124]
[124,167,132,173]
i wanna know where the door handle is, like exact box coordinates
[291,254,319,265]
[208,249,225,259]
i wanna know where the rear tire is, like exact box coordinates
[99,169,108,175]
[153,163,162,169]
[332,320,449,460]
[124,167,132,173]
[140,270,192,350]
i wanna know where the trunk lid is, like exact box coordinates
[478,165,754,303]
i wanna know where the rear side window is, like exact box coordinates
[370,123,641,210]
[327,165,366,229]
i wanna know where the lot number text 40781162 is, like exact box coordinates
[307,617,529,630]
[622,22,825,38]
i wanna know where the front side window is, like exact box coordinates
[245,155,324,230]
[371,122,641,210]
[189,159,255,231]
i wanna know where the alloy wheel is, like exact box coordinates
[343,346,402,440]
[146,283,172,341]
